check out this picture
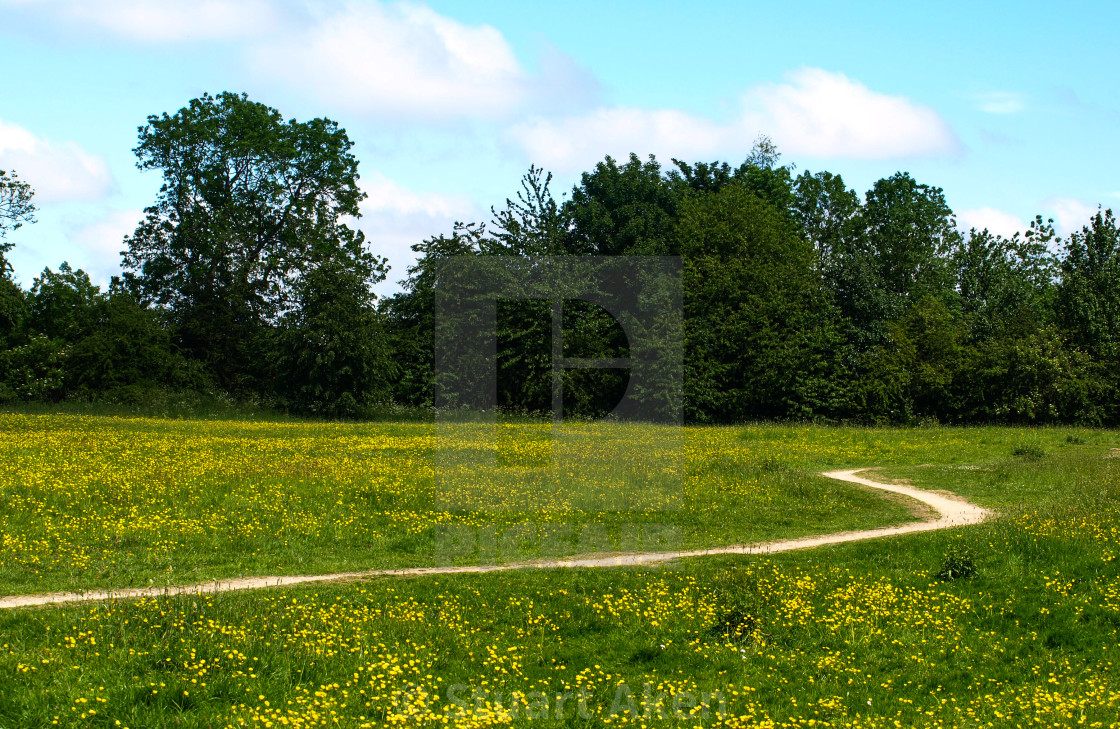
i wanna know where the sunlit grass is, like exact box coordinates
[1,413,1119,726]
[0,413,944,596]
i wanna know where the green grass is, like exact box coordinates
[1,414,1119,726]
[0,413,955,596]
[1,453,1118,727]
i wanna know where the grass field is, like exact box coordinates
[0,412,939,595]
[1,412,1119,727]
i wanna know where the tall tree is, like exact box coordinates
[121,92,374,391]
[1058,208,1120,361]
[486,165,570,256]
[564,153,680,256]
[0,169,34,349]
[677,181,841,421]
[832,172,960,349]
[792,170,861,271]
[0,169,36,275]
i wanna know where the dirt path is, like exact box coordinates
[0,468,991,610]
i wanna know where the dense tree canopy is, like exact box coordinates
[122,91,378,392]
[2,90,1118,424]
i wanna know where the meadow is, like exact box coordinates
[0,412,1118,727]
[0,412,937,595]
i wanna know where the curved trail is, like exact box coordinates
[0,469,990,610]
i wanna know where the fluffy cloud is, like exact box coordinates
[71,208,140,260]
[67,208,144,284]
[357,172,477,294]
[509,68,959,172]
[958,207,1025,238]
[750,68,959,159]
[1,0,278,42]
[508,108,734,172]
[0,120,114,203]
[971,92,1026,115]
[247,2,597,121]
[1046,197,1102,237]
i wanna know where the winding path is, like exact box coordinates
[0,469,990,610]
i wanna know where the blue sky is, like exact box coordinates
[1,0,1117,294]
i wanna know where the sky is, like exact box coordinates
[1,0,1118,295]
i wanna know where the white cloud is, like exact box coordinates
[357,173,477,294]
[67,208,143,285]
[71,209,140,260]
[0,120,115,203]
[509,68,959,172]
[508,108,735,173]
[958,207,1025,238]
[1,0,278,42]
[747,68,959,159]
[361,171,473,218]
[247,2,596,121]
[972,92,1026,115]
[7,0,598,120]
[1046,197,1101,237]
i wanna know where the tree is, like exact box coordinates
[382,222,486,407]
[792,170,861,270]
[486,165,569,256]
[564,154,681,256]
[952,217,1058,341]
[28,262,102,342]
[677,181,841,421]
[1058,208,1120,362]
[275,256,393,417]
[0,169,36,275]
[121,91,375,391]
[1,263,205,402]
[860,173,959,300]
[831,172,960,350]
[672,136,795,214]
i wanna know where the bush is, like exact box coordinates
[1012,444,1046,459]
[935,545,978,581]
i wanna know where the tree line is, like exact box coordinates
[1,92,1118,424]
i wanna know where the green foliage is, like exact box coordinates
[274,257,393,417]
[953,217,1058,341]
[487,165,570,256]
[855,296,964,422]
[0,168,36,274]
[934,543,978,581]
[0,334,66,402]
[4,120,1120,425]
[122,91,373,392]
[0,275,26,350]
[28,262,103,341]
[967,329,1099,423]
[1058,208,1120,361]
[0,263,208,402]
[833,172,960,351]
[792,169,861,268]
[677,182,841,422]
[382,222,486,407]
[565,153,681,256]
